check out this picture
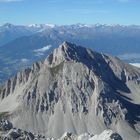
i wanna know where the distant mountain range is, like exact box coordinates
[0,42,140,140]
[0,23,140,83]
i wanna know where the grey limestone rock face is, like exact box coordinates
[0,42,140,140]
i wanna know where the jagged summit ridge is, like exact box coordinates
[45,41,96,67]
[0,42,140,140]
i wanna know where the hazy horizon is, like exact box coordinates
[1,22,140,26]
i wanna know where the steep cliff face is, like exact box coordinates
[0,42,140,140]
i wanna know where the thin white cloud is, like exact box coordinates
[0,0,22,2]
[130,63,140,68]
[118,53,140,60]
[98,0,131,3]
[34,45,52,56]
[66,8,109,15]
[21,58,29,63]
[115,0,130,3]
[118,0,129,2]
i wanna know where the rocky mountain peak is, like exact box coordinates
[0,42,140,140]
[45,41,95,67]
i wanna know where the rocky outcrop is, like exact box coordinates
[0,120,45,140]
[59,130,123,140]
[0,42,140,140]
[0,119,123,140]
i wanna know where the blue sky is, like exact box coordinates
[0,0,140,25]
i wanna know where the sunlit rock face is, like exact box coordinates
[0,42,140,140]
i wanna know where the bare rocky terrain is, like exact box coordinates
[0,119,123,140]
[0,42,140,140]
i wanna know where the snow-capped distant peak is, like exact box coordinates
[28,23,56,28]
[72,23,93,28]
[28,24,42,28]
[77,23,93,28]
[45,23,56,28]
